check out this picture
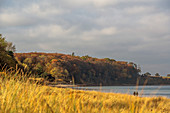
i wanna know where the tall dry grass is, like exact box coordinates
[0,69,169,113]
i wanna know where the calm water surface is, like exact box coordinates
[77,85,170,98]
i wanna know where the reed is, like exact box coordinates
[0,69,169,113]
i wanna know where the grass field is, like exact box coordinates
[0,70,170,113]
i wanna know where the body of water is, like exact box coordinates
[76,85,170,98]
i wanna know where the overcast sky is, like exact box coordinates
[0,0,170,75]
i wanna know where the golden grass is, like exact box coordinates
[0,70,170,113]
[163,76,170,79]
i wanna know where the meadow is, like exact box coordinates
[0,69,169,113]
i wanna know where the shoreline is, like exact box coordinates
[48,83,170,88]
[48,84,170,98]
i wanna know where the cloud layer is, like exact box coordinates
[0,0,170,75]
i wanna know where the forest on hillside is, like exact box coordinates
[14,52,141,85]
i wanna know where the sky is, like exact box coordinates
[0,0,170,75]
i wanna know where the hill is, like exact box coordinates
[14,52,170,86]
[14,52,141,85]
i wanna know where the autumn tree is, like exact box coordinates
[14,52,141,85]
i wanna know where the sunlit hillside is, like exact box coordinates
[14,52,170,86]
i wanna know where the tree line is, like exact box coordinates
[14,52,141,85]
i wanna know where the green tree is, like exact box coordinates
[81,55,91,60]
[71,52,75,56]
[155,73,160,77]
[0,34,7,52]
[0,34,16,52]
[34,63,44,75]
[0,34,16,68]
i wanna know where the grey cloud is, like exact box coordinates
[0,0,170,75]
[157,0,170,9]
